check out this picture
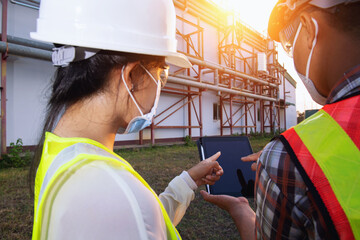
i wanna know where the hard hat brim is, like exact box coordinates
[31,32,192,69]
[165,53,192,68]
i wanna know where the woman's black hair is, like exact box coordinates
[29,50,163,197]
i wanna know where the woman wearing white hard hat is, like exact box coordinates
[29,0,223,239]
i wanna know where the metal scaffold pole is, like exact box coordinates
[1,0,7,154]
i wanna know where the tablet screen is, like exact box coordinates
[197,136,255,197]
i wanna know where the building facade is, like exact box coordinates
[0,0,296,151]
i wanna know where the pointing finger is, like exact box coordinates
[206,151,221,162]
[241,151,262,162]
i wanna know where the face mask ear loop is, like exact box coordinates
[139,64,160,85]
[139,64,161,116]
[121,65,145,116]
[306,18,319,79]
[292,22,303,57]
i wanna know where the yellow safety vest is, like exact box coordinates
[32,132,181,240]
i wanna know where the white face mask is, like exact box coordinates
[118,64,161,134]
[293,18,327,105]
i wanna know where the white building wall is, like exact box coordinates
[284,80,297,129]
[202,91,219,136]
[3,4,55,146]
[7,57,53,145]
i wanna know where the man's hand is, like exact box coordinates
[241,150,262,171]
[200,190,255,239]
[200,190,249,213]
[187,152,223,187]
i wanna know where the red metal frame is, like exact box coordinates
[176,15,204,61]
[1,0,7,154]
[217,16,287,135]
[142,87,203,145]
[138,15,206,145]
[220,95,257,135]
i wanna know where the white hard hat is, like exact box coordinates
[31,0,192,68]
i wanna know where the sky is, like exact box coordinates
[208,0,322,113]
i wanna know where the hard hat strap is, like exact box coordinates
[52,46,99,67]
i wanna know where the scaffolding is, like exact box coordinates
[152,0,289,143]
[0,0,293,152]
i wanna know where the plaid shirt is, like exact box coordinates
[255,64,360,240]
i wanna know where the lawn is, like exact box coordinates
[0,136,271,240]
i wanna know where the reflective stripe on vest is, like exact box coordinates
[32,132,181,240]
[281,95,360,240]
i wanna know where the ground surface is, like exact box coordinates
[0,136,271,240]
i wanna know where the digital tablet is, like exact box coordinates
[197,136,255,197]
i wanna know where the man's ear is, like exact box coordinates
[122,61,140,91]
[300,12,317,49]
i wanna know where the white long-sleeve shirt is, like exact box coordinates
[46,160,196,240]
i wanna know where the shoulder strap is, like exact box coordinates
[276,132,339,240]
[37,142,130,209]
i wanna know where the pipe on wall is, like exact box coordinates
[0,35,279,92]
[187,56,279,88]
[0,36,278,102]
[10,0,39,10]
[0,34,53,51]
[2,32,278,88]
[167,75,277,102]
[0,42,52,61]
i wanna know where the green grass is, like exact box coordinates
[0,168,33,240]
[0,137,271,240]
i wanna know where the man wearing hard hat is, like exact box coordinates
[202,0,360,239]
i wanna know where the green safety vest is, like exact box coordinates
[32,132,181,240]
[279,95,360,239]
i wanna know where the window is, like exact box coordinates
[213,103,220,121]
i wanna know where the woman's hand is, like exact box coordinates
[187,152,223,187]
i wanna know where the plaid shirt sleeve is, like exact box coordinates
[254,139,333,240]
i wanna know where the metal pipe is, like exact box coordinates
[0,42,52,61]
[0,34,54,51]
[202,69,213,75]
[10,0,39,10]
[139,130,143,145]
[1,0,7,154]
[214,69,219,86]
[187,56,279,88]
[151,122,155,145]
[199,90,203,137]
[0,34,279,97]
[167,76,277,102]
[169,73,196,81]
[230,95,233,135]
